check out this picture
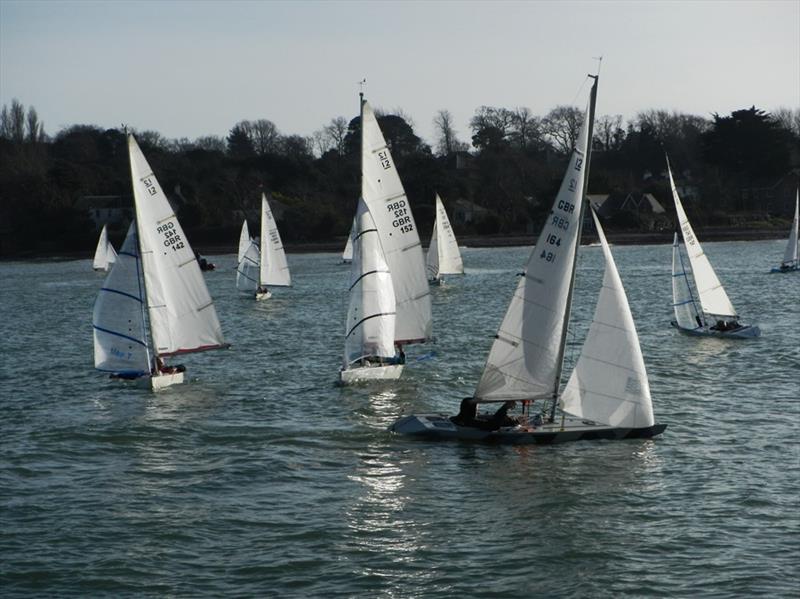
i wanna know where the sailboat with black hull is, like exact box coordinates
[391,75,666,444]
[667,156,760,338]
[92,135,229,390]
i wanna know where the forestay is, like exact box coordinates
[343,198,397,367]
[259,193,291,287]
[361,100,432,344]
[426,194,463,280]
[474,99,591,401]
[560,210,655,428]
[128,134,227,357]
[671,233,701,329]
[92,222,150,375]
[668,158,736,318]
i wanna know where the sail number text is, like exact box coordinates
[378,150,392,170]
[387,200,414,234]
[157,221,185,252]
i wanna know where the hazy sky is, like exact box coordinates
[1,0,798,147]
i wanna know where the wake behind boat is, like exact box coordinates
[92,135,229,391]
[770,190,799,273]
[391,74,666,444]
[667,155,761,338]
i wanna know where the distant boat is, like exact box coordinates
[92,135,229,391]
[771,190,799,273]
[425,194,464,285]
[391,74,666,443]
[667,156,760,338]
[92,224,117,271]
[359,95,432,348]
[341,218,354,263]
[235,194,291,300]
[339,198,403,384]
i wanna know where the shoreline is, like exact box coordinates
[0,228,788,262]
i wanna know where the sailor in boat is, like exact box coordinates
[450,398,521,431]
[710,319,741,332]
[154,357,185,375]
[256,285,269,296]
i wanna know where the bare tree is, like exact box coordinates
[595,114,624,151]
[470,106,515,138]
[542,105,583,155]
[772,106,800,137]
[250,119,281,155]
[194,135,227,152]
[25,106,45,143]
[509,107,544,150]
[9,99,26,143]
[433,109,458,156]
[323,116,349,155]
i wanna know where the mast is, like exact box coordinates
[549,74,598,422]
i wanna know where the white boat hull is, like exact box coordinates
[670,321,761,339]
[390,413,666,444]
[255,290,272,301]
[339,364,404,384]
[151,371,185,390]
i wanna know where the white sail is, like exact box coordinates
[361,100,432,344]
[342,218,354,263]
[781,191,799,267]
[672,233,702,329]
[668,159,736,318]
[344,198,396,367]
[236,239,260,292]
[561,210,655,428]
[474,99,592,401]
[92,222,150,375]
[128,134,227,357]
[425,217,440,281]
[259,193,291,287]
[431,194,463,278]
[93,224,117,271]
[237,220,251,264]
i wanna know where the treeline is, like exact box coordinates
[0,97,798,255]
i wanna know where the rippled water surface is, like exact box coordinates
[1,240,798,597]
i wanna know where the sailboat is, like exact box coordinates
[92,224,117,271]
[771,190,799,273]
[339,198,403,384]
[341,218,354,263]
[359,94,432,349]
[92,135,229,391]
[235,219,260,293]
[426,194,464,285]
[235,194,291,300]
[667,156,760,338]
[391,75,666,444]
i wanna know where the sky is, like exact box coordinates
[1,0,798,147]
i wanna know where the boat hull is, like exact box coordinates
[340,364,404,384]
[670,321,761,338]
[151,372,185,390]
[770,265,799,273]
[389,413,666,444]
[255,290,272,301]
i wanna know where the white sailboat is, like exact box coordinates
[235,219,260,294]
[391,75,666,444]
[426,194,464,285]
[360,96,432,347]
[667,156,760,338]
[92,135,229,390]
[339,198,403,384]
[341,218,354,263]
[92,224,117,271]
[256,193,291,300]
[771,190,799,273]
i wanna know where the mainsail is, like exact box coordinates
[561,209,655,428]
[128,134,228,357]
[668,158,737,318]
[426,194,464,280]
[237,220,251,264]
[236,239,260,292]
[343,198,397,367]
[93,224,118,271]
[92,222,150,376]
[259,193,291,287]
[360,99,432,344]
[671,233,702,329]
[781,191,799,268]
[474,93,593,401]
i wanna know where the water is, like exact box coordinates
[1,240,798,597]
